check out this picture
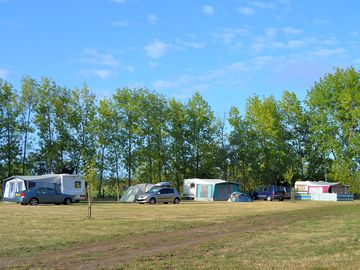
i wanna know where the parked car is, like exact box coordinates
[283,186,292,199]
[136,186,180,204]
[15,187,75,206]
[251,185,285,201]
[228,192,253,202]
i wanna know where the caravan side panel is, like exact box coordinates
[61,175,86,201]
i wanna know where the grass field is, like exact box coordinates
[1,200,360,269]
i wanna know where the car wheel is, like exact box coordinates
[279,197,284,201]
[252,196,256,200]
[267,196,272,201]
[64,198,72,205]
[149,198,156,204]
[29,198,39,206]
[173,198,180,204]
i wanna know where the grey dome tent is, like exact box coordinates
[120,183,155,203]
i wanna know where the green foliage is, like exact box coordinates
[0,67,360,195]
[307,67,360,189]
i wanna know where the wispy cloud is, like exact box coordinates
[175,39,205,49]
[112,20,129,27]
[147,14,158,24]
[144,40,169,59]
[251,56,275,69]
[77,49,119,68]
[213,28,249,44]
[265,27,277,37]
[125,65,135,72]
[251,1,275,9]
[282,27,302,35]
[0,67,10,79]
[202,5,215,15]
[237,7,255,16]
[78,69,115,79]
[111,0,126,4]
[308,47,347,58]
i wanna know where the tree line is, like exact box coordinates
[1,67,359,195]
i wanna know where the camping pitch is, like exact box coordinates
[120,183,155,203]
[183,179,240,201]
[2,174,85,202]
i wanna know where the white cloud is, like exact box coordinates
[112,20,129,27]
[350,31,359,37]
[287,40,307,48]
[213,28,249,44]
[111,0,126,4]
[153,80,180,89]
[282,27,302,35]
[148,62,158,69]
[202,5,215,15]
[265,27,277,37]
[79,69,115,79]
[237,7,255,15]
[311,19,329,25]
[0,67,10,79]
[308,47,347,58]
[277,0,291,5]
[147,14,158,24]
[251,1,275,9]
[252,37,308,52]
[176,39,205,49]
[78,49,119,68]
[251,56,274,69]
[125,65,135,72]
[144,40,168,59]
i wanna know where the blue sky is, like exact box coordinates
[1,0,359,116]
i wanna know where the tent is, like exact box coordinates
[120,183,155,203]
[2,174,85,202]
[184,179,240,201]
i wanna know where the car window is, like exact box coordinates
[148,186,162,193]
[36,188,46,194]
[46,188,57,194]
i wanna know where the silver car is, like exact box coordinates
[136,186,180,204]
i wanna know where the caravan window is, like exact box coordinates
[74,181,82,189]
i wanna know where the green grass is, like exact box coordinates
[1,200,360,269]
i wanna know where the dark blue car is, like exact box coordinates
[251,185,285,201]
[15,187,75,206]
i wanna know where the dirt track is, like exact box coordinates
[0,210,309,270]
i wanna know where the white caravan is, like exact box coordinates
[2,174,86,202]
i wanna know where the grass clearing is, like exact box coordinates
[1,200,360,269]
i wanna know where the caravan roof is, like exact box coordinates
[185,178,226,185]
[3,174,75,183]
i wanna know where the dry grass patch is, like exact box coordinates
[0,200,359,269]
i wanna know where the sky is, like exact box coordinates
[1,0,360,116]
